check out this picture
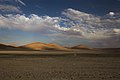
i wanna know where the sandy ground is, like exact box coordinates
[0,50,120,80]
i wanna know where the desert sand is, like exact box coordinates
[0,42,90,51]
[0,49,120,80]
[0,42,120,80]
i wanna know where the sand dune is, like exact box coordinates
[0,43,32,51]
[71,44,91,50]
[0,43,16,49]
[0,42,90,51]
[22,42,69,51]
[1,42,120,51]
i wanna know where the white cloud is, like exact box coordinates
[0,0,26,6]
[0,0,26,13]
[113,28,120,34]
[109,12,115,16]
[0,8,120,47]
[62,8,100,22]
[15,0,26,6]
[0,5,21,13]
[0,8,120,40]
[57,8,120,47]
[0,14,62,33]
[60,8,120,39]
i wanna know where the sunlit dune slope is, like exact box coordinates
[71,44,91,50]
[23,42,69,51]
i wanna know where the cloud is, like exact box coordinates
[0,14,62,33]
[0,5,21,13]
[55,8,120,47]
[0,8,120,47]
[62,8,100,23]
[15,0,26,6]
[0,0,26,13]
[113,28,120,34]
[0,0,26,6]
[0,8,120,39]
[109,12,115,16]
[61,8,120,39]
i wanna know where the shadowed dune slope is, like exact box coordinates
[0,43,32,51]
[0,43,15,49]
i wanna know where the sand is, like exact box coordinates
[0,50,120,80]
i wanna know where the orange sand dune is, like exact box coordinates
[71,44,91,50]
[23,42,69,51]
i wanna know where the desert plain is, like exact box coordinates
[0,49,120,80]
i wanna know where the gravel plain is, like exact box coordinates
[0,50,120,80]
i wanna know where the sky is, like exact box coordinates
[0,0,120,48]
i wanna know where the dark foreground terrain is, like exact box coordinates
[0,50,120,80]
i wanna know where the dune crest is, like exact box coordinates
[0,42,92,51]
[23,42,69,51]
[71,44,91,50]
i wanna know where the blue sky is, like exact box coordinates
[23,0,120,16]
[0,0,120,47]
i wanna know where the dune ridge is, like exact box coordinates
[71,44,91,50]
[0,42,120,52]
[0,42,91,51]
[22,42,69,51]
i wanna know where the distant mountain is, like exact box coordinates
[71,44,91,50]
[22,42,69,51]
